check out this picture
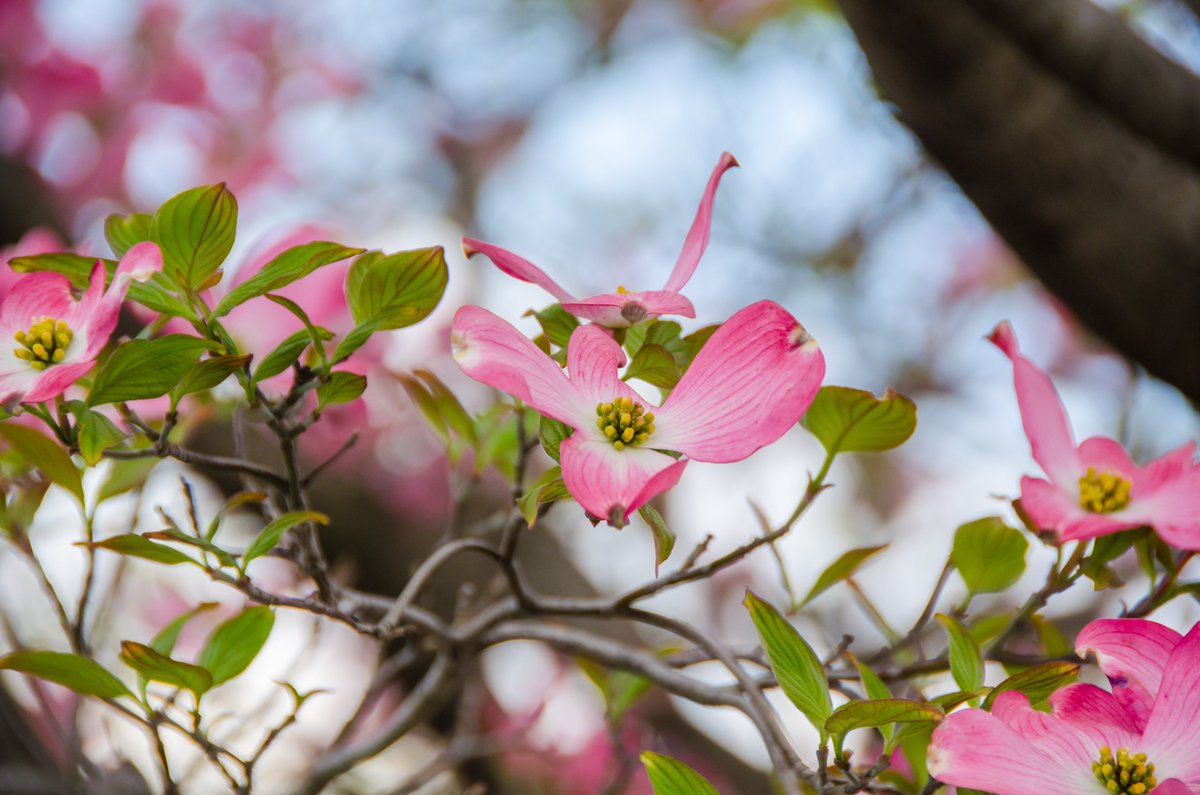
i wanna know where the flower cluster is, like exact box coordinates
[929,617,1200,795]
[453,153,826,526]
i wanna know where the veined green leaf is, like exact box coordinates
[803,386,917,454]
[0,424,83,504]
[952,517,1028,595]
[0,651,132,700]
[346,247,447,330]
[212,242,363,316]
[197,606,274,685]
[150,183,237,289]
[88,335,216,406]
[743,590,831,742]
[802,545,888,605]
[119,641,212,696]
[937,613,984,693]
[241,511,329,570]
[641,752,720,795]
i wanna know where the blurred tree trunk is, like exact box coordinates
[835,0,1200,404]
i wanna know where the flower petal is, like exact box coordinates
[1076,618,1181,729]
[1141,622,1200,778]
[927,701,1092,795]
[562,290,696,327]
[20,361,94,404]
[1152,780,1196,795]
[663,152,738,294]
[566,325,642,408]
[988,321,1080,486]
[991,688,1136,766]
[451,306,588,426]
[653,300,823,462]
[560,435,686,526]
[1078,436,1139,482]
[1139,443,1199,494]
[1130,470,1200,549]
[1019,475,1141,542]
[0,272,77,332]
[462,238,575,303]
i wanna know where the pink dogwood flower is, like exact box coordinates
[452,299,824,526]
[989,321,1200,548]
[0,242,162,406]
[928,617,1200,794]
[463,152,739,328]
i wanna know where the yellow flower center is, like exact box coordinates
[595,396,654,450]
[12,318,73,371]
[1079,467,1132,514]
[1092,746,1156,794]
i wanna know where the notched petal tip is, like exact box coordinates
[718,151,740,170]
[461,237,481,259]
[787,322,818,351]
[986,320,1018,358]
[607,505,629,528]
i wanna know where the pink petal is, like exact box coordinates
[1076,618,1181,728]
[113,241,163,284]
[1153,780,1196,795]
[1078,436,1139,482]
[1019,475,1143,542]
[663,152,738,294]
[0,272,77,331]
[565,325,642,408]
[1141,622,1200,777]
[652,300,823,462]
[989,688,1136,765]
[19,360,93,404]
[1139,442,1199,494]
[988,321,1081,486]
[462,238,575,303]
[451,306,588,426]
[559,435,686,527]
[71,263,128,358]
[562,290,696,328]
[927,702,1092,794]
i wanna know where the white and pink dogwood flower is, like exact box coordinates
[452,299,824,526]
[989,321,1200,548]
[0,242,162,406]
[463,152,739,328]
[929,617,1200,794]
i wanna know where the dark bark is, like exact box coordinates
[835,0,1200,404]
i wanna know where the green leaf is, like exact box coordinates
[825,698,942,737]
[1082,528,1148,590]
[253,330,311,383]
[315,372,367,412]
[0,424,84,504]
[982,661,1080,710]
[414,371,475,444]
[951,517,1028,595]
[743,590,831,742]
[88,335,215,406]
[150,183,238,289]
[517,467,569,527]
[539,415,572,463]
[212,242,363,317]
[0,651,133,700]
[119,641,212,696]
[150,603,219,657]
[1032,616,1073,657]
[801,545,888,606]
[197,606,275,685]
[242,511,329,569]
[141,529,238,568]
[170,354,252,403]
[623,343,681,389]
[104,213,152,258]
[849,655,894,744]
[264,294,330,365]
[87,534,196,566]
[531,305,579,349]
[641,752,720,795]
[937,614,984,693]
[638,503,676,574]
[345,247,447,330]
[329,319,380,365]
[678,325,719,371]
[65,402,128,466]
[98,457,157,501]
[802,386,917,455]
